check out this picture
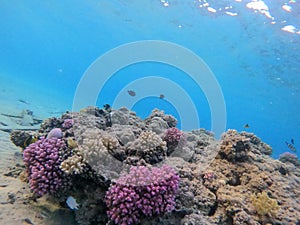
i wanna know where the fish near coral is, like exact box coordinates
[66,196,79,210]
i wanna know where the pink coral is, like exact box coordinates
[62,118,74,129]
[23,137,65,196]
[163,127,184,153]
[105,165,180,225]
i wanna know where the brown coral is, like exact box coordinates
[219,129,251,162]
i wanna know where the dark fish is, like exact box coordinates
[103,104,111,111]
[127,90,136,97]
[18,99,29,104]
[291,138,294,145]
[285,141,297,152]
[159,94,165,99]
[244,124,250,128]
[24,218,34,225]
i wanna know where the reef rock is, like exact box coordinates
[9,106,300,225]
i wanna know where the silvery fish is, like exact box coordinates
[66,196,79,210]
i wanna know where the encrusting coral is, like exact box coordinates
[219,129,251,162]
[251,191,279,216]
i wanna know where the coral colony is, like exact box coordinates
[105,165,180,225]
[9,106,300,225]
[23,136,65,196]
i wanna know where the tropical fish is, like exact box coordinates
[285,141,296,152]
[291,138,294,145]
[103,104,111,111]
[66,196,79,210]
[159,94,165,99]
[127,90,136,97]
[244,124,250,129]
[24,135,38,147]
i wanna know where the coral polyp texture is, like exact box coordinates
[105,165,180,225]
[127,130,167,164]
[9,106,300,225]
[251,191,279,216]
[163,127,185,154]
[23,137,65,196]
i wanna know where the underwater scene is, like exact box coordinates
[0,1,299,225]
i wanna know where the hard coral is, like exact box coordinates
[219,129,250,162]
[127,130,167,164]
[251,191,279,216]
[163,127,185,154]
[62,118,74,129]
[23,137,65,196]
[105,165,180,225]
[47,128,63,139]
[60,153,86,175]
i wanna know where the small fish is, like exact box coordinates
[244,124,250,129]
[159,94,165,99]
[127,90,136,97]
[18,99,29,105]
[291,138,294,145]
[24,218,34,225]
[103,104,111,111]
[285,141,297,152]
[23,135,38,147]
[66,196,79,210]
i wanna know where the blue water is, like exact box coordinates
[1,0,299,159]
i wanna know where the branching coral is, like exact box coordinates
[101,134,120,151]
[163,127,185,155]
[105,165,180,225]
[23,137,65,196]
[60,153,86,175]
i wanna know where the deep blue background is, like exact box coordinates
[0,0,299,158]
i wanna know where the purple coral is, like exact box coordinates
[23,137,65,197]
[163,127,184,153]
[47,128,63,139]
[105,165,180,225]
[62,118,74,129]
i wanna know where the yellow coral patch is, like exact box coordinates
[251,191,279,216]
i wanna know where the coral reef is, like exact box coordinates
[9,106,300,225]
[105,165,180,225]
[145,108,177,134]
[126,130,167,164]
[279,152,300,167]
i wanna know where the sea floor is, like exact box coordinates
[0,75,75,224]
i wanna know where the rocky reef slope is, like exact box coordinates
[7,106,300,225]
